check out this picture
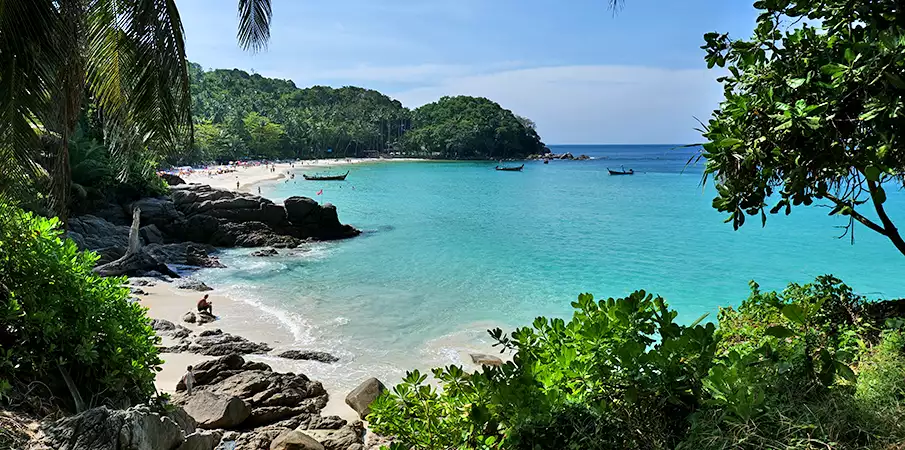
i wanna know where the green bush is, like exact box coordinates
[0,201,161,412]
[370,278,905,450]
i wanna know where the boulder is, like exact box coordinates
[305,422,365,450]
[143,243,224,268]
[31,405,185,450]
[183,311,197,324]
[175,214,222,244]
[92,202,130,225]
[251,248,279,257]
[176,354,247,391]
[175,278,214,291]
[269,430,324,450]
[140,224,165,245]
[470,353,503,367]
[276,350,339,363]
[182,390,250,430]
[284,197,319,223]
[174,431,221,450]
[182,311,216,325]
[188,329,271,356]
[161,173,186,186]
[132,198,184,228]
[94,245,127,265]
[68,215,130,250]
[130,287,148,295]
[345,378,386,419]
[152,318,177,332]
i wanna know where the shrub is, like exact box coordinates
[0,201,161,412]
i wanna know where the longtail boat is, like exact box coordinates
[607,167,634,175]
[495,164,524,172]
[302,170,349,181]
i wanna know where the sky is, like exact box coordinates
[176,0,759,144]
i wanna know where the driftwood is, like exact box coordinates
[93,208,179,278]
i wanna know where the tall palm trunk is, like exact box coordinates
[49,0,87,224]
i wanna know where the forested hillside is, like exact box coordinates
[182,63,545,163]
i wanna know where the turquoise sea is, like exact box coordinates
[200,144,905,391]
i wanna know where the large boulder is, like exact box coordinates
[30,405,187,450]
[276,350,339,363]
[131,198,184,228]
[143,243,224,268]
[140,224,165,245]
[345,378,386,420]
[180,329,271,356]
[284,197,319,223]
[68,215,130,250]
[175,431,222,450]
[251,248,279,257]
[94,245,127,265]
[470,353,503,367]
[161,173,186,186]
[305,422,365,450]
[269,430,324,450]
[182,390,250,430]
[175,278,214,291]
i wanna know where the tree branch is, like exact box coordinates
[867,180,905,257]
[822,192,886,235]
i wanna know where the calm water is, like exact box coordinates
[200,144,905,391]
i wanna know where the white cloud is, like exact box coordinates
[390,65,725,144]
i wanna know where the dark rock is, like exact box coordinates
[270,430,324,450]
[276,350,339,363]
[306,422,365,450]
[161,173,186,186]
[171,325,193,339]
[250,248,279,257]
[152,318,177,332]
[284,197,319,223]
[130,287,148,295]
[69,215,131,250]
[131,198,184,228]
[129,278,157,287]
[144,243,224,268]
[183,311,197,324]
[92,202,130,225]
[175,279,214,291]
[176,214,222,244]
[94,245,127,265]
[187,329,271,356]
[94,248,180,279]
[470,353,503,366]
[31,405,185,450]
[182,390,250,430]
[182,311,216,325]
[345,378,386,420]
[140,224,165,245]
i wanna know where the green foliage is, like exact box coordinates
[401,96,546,160]
[371,277,905,450]
[700,0,905,256]
[0,202,162,412]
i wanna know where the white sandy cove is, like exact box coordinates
[180,157,425,192]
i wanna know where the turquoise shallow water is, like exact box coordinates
[200,144,905,391]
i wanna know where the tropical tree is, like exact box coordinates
[700,0,905,256]
[0,0,273,221]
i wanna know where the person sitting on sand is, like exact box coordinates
[197,294,213,315]
[182,365,196,395]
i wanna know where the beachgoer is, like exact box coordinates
[258,186,261,194]
[236,181,240,189]
[197,294,212,315]
[182,366,196,394]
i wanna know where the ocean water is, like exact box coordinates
[199,144,905,392]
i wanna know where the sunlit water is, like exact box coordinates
[199,144,905,392]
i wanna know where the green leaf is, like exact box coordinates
[884,72,905,89]
[781,304,807,325]
[720,138,743,147]
[834,361,856,382]
[765,325,795,339]
[786,78,806,89]
[872,186,887,204]
[865,166,882,182]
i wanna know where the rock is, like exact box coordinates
[175,430,221,450]
[177,214,222,244]
[284,197,319,223]
[251,248,279,257]
[129,278,157,287]
[68,215,131,250]
[175,278,214,291]
[94,248,181,279]
[132,198,184,228]
[345,378,386,420]
[131,287,148,295]
[161,173,186,186]
[144,243,225,268]
[176,355,247,391]
[183,390,250,430]
[305,422,365,450]
[188,329,271,356]
[284,198,361,240]
[269,430,324,450]
[94,245,127,265]
[183,311,197,324]
[152,318,177,332]
[31,405,185,450]
[276,350,339,363]
[470,353,503,366]
[167,406,199,435]
[140,224,165,245]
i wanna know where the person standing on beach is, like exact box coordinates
[258,186,261,194]
[236,180,240,190]
[182,366,196,395]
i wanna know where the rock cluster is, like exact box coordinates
[160,327,272,356]
[526,152,591,160]
[68,184,360,277]
[173,354,365,450]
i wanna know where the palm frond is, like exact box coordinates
[237,0,272,52]
[0,0,62,206]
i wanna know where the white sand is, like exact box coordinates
[179,158,427,193]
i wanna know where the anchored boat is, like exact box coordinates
[302,170,350,181]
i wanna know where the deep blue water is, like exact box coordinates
[200,144,905,391]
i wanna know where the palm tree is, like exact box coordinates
[0,0,273,221]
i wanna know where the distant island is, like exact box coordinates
[185,63,547,165]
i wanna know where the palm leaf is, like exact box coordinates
[237,0,272,52]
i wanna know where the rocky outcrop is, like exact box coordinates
[175,278,214,291]
[161,173,186,186]
[345,378,386,420]
[162,328,271,356]
[28,405,213,450]
[276,350,339,363]
[284,197,360,240]
[68,215,130,250]
[181,311,216,325]
[270,430,325,450]
[143,243,224,268]
[251,248,279,257]
[183,391,250,429]
[470,353,504,366]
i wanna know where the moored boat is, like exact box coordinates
[607,167,634,175]
[302,170,350,181]
[495,164,524,172]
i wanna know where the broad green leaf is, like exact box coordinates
[872,186,887,204]
[864,166,882,182]
[834,361,856,382]
[781,304,807,325]
[786,78,806,89]
[765,325,795,339]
